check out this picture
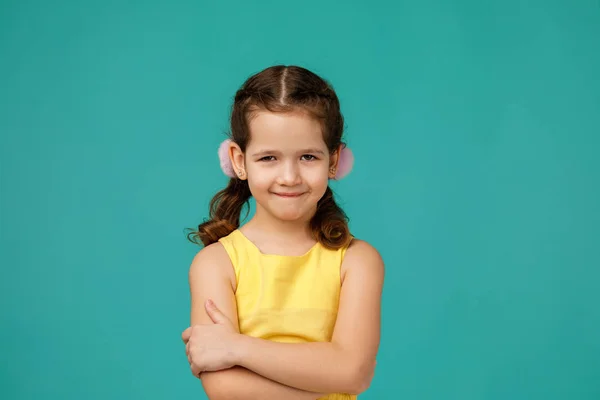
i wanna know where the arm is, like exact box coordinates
[233,240,384,395]
[188,243,326,400]
[199,367,326,400]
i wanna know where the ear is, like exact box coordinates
[328,144,343,179]
[229,142,247,180]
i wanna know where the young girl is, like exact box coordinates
[181,65,384,400]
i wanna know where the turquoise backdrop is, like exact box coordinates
[1,0,599,399]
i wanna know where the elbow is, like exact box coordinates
[345,359,376,395]
[203,385,237,400]
[200,372,239,400]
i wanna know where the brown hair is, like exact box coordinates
[187,65,351,249]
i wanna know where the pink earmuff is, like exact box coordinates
[218,139,236,178]
[334,146,354,180]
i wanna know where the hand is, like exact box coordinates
[182,299,240,377]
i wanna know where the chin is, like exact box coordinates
[266,204,314,222]
[273,210,308,222]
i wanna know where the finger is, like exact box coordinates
[188,353,192,364]
[191,363,202,377]
[205,299,229,324]
[181,327,192,343]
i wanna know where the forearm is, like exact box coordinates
[235,336,371,394]
[200,366,326,400]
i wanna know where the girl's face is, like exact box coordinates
[232,110,338,223]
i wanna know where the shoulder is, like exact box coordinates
[189,242,236,290]
[341,239,385,282]
[190,242,231,270]
[346,239,383,260]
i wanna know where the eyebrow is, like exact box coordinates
[251,148,326,157]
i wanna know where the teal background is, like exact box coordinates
[1,0,599,398]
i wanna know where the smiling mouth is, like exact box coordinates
[273,192,305,198]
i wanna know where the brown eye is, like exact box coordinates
[301,155,317,161]
[259,156,276,162]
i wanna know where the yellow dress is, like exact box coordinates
[218,229,357,400]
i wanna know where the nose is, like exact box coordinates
[277,161,302,186]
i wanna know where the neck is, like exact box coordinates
[245,205,316,242]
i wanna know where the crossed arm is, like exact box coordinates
[186,240,384,399]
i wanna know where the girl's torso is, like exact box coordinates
[218,229,356,400]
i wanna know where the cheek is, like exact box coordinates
[246,168,272,192]
[305,169,330,191]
